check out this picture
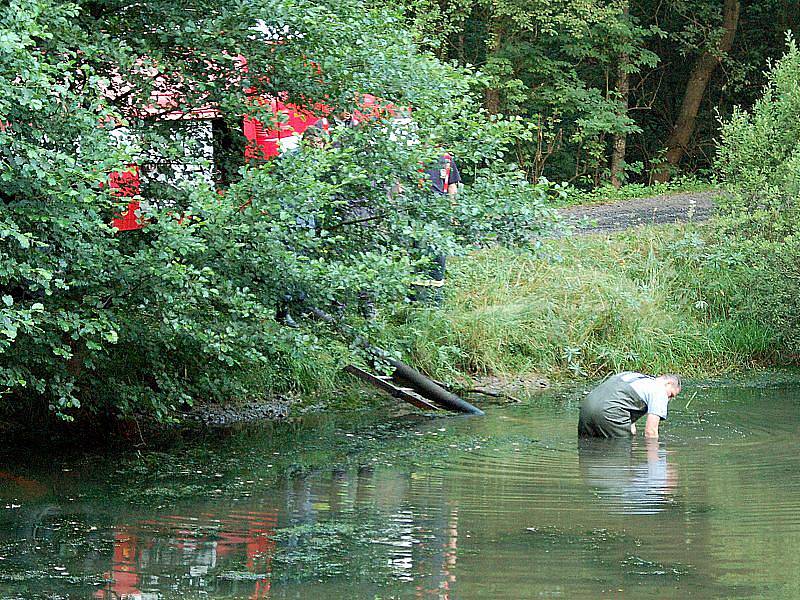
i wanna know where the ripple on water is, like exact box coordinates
[5,382,800,599]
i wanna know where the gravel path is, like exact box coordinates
[559,190,719,234]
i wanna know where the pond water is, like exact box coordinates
[1,378,800,599]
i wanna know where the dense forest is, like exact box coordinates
[1,0,798,429]
[404,0,797,186]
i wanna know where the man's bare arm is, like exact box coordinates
[644,413,661,438]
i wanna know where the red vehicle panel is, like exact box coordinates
[111,91,401,230]
[109,166,142,231]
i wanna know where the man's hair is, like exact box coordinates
[662,374,681,390]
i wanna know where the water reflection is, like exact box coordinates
[4,382,800,598]
[84,465,463,599]
[578,438,677,515]
[94,509,277,599]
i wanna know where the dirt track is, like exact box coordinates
[559,190,719,234]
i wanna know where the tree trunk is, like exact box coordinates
[610,3,631,189]
[652,0,740,182]
[484,17,502,114]
[485,88,501,114]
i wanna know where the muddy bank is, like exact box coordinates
[184,373,554,428]
[0,396,294,450]
[183,398,291,427]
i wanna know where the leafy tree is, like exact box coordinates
[0,0,557,424]
[402,0,660,184]
[401,0,792,186]
[712,37,800,349]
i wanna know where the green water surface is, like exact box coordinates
[1,378,799,599]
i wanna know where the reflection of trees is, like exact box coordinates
[267,464,463,597]
[0,497,279,599]
[0,428,467,599]
[90,465,463,599]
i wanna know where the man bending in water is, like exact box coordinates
[578,372,681,439]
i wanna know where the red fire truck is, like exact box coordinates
[108,68,400,232]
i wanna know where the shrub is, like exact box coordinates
[0,0,560,424]
[713,36,800,351]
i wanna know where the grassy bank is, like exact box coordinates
[182,220,783,415]
[390,223,780,385]
[14,222,784,433]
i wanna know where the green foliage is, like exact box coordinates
[0,0,559,423]
[717,36,800,210]
[401,0,793,187]
[395,227,777,383]
[451,166,560,244]
[712,38,800,351]
[0,0,132,418]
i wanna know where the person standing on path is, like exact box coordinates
[578,372,681,439]
[412,153,462,302]
[426,152,462,197]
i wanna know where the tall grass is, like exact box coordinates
[392,225,778,383]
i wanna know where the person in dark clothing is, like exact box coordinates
[578,372,681,439]
[412,153,461,303]
[426,153,462,196]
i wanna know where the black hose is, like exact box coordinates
[305,305,483,415]
[388,359,484,415]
